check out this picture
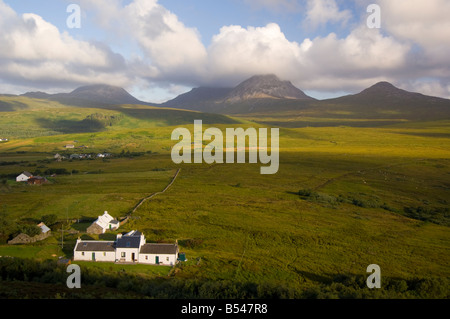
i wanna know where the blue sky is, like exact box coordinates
[1,0,449,102]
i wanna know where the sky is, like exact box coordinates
[1,0,449,102]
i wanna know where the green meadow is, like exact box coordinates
[0,97,449,298]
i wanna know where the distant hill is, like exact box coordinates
[318,81,450,120]
[21,91,52,99]
[20,84,152,108]
[2,79,450,127]
[51,84,150,108]
[161,78,450,119]
[223,74,313,103]
[161,87,232,112]
[161,74,315,114]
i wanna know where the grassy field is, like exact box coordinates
[0,97,449,298]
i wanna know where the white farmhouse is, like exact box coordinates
[73,240,116,262]
[87,211,120,234]
[139,243,179,266]
[73,230,180,266]
[16,171,33,182]
[115,230,146,263]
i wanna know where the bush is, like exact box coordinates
[19,224,41,237]
[403,206,450,226]
[41,214,58,226]
[298,189,337,205]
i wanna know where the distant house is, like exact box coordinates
[8,222,51,245]
[74,240,116,262]
[97,153,111,158]
[0,138,8,142]
[27,176,48,185]
[139,243,180,265]
[54,153,67,161]
[73,230,180,265]
[37,222,51,234]
[16,171,33,182]
[65,144,75,149]
[87,211,120,234]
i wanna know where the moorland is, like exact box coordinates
[0,79,449,299]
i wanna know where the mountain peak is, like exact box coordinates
[224,74,314,103]
[359,81,410,97]
[68,84,141,105]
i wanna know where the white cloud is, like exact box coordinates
[75,0,208,86]
[305,0,352,29]
[379,0,450,65]
[0,0,131,91]
[0,0,449,99]
[204,22,410,93]
[405,80,450,99]
[124,0,207,76]
[206,23,305,85]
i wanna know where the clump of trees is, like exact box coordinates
[297,189,448,226]
[0,213,59,244]
[297,189,396,211]
[403,206,449,226]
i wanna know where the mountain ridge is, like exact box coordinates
[222,74,315,103]
[3,76,450,120]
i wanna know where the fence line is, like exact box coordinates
[125,168,181,220]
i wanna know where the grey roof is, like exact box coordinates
[22,171,33,177]
[140,244,178,255]
[116,236,141,249]
[124,230,141,237]
[39,224,51,233]
[75,241,115,252]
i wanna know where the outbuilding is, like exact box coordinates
[16,171,33,182]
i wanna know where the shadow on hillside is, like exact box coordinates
[35,118,106,134]
[118,107,241,125]
[258,120,406,128]
[0,100,28,112]
[46,98,240,126]
[295,270,334,284]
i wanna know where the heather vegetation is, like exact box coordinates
[0,95,448,299]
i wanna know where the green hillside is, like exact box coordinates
[0,96,240,141]
[0,103,449,298]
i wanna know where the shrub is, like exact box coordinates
[41,214,58,226]
[19,224,42,237]
[403,206,450,226]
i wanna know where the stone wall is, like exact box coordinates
[86,222,103,234]
[8,232,51,245]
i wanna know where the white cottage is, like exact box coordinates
[16,171,33,182]
[73,240,116,262]
[87,211,120,234]
[139,243,179,266]
[115,230,146,263]
[73,230,180,265]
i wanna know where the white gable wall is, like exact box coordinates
[74,250,116,262]
[16,174,30,182]
[92,211,119,233]
[116,247,140,263]
[139,253,177,266]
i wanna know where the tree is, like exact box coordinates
[20,224,41,237]
[42,214,58,226]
